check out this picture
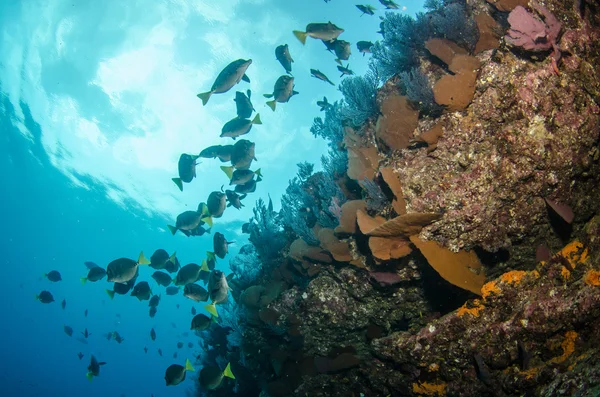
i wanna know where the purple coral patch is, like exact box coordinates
[505,3,562,53]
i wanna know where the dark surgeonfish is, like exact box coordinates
[166,286,180,296]
[168,209,210,236]
[337,63,354,77]
[213,232,234,259]
[106,275,137,299]
[164,359,195,386]
[149,306,157,318]
[198,145,233,162]
[356,40,374,55]
[164,255,181,273]
[206,191,227,218]
[44,270,62,282]
[293,22,344,45]
[197,59,252,105]
[131,281,152,301]
[61,299,66,310]
[151,271,172,287]
[174,262,209,286]
[234,177,261,195]
[275,44,294,74]
[191,313,212,331]
[204,270,230,317]
[225,190,246,210]
[230,139,256,170]
[183,283,209,302]
[234,90,254,119]
[221,168,261,186]
[151,328,157,341]
[199,363,235,390]
[150,249,177,270]
[317,96,331,111]
[64,325,73,337]
[106,252,150,283]
[333,39,351,64]
[172,154,199,191]
[220,114,261,139]
[81,266,106,284]
[36,291,54,303]
[311,69,334,86]
[264,75,298,111]
[86,355,106,382]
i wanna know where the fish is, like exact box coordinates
[149,294,161,307]
[188,342,193,348]
[221,114,262,140]
[144,346,148,353]
[221,168,262,186]
[86,355,106,382]
[61,299,66,310]
[234,177,261,194]
[275,44,294,74]
[225,190,246,210]
[44,270,62,282]
[164,256,181,273]
[206,252,217,270]
[356,4,376,16]
[165,359,195,386]
[356,40,374,55]
[177,342,184,349]
[337,63,354,77]
[151,328,157,341]
[317,96,331,111]
[207,191,227,218]
[64,325,73,337]
[241,222,251,234]
[78,352,84,360]
[150,249,177,270]
[166,286,180,296]
[333,40,351,64]
[205,270,230,317]
[84,261,99,269]
[168,210,210,236]
[113,332,125,344]
[173,352,178,359]
[310,69,335,86]
[84,309,88,317]
[36,291,54,303]
[106,276,137,299]
[264,75,298,111]
[184,283,209,302]
[379,0,399,9]
[180,224,209,238]
[158,349,163,356]
[81,328,91,338]
[174,262,209,286]
[293,22,344,45]
[198,145,233,162]
[81,266,107,284]
[213,232,234,259]
[230,139,256,170]
[199,363,235,390]
[149,306,157,318]
[151,271,172,287]
[106,252,150,284]
[172,154,199,191]
[234,90,254,119]
[191,307,197,315]
[191,313,212,331]
[197,59,252,105]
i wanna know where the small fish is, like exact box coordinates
[198,145,233,162]
[174,262,209,286]
[293,22,344,45]
[222,168,262,186]
[158,349,163,356]
[183,283,209,302]
[264,75,298,111]
[86,355,106,382]
[106,277,137,299]
[149,306,157,318]
[113,332,125,344]
[234,90,254,119]
[166,286,180,296]
[310,69,335,86]
[36,291,54,304]
[356,40,374,55]
[317,96,331,111]
[213,232,234,259]
[84,309,88,317]
[105,332,114,341]
[188,342,193,348]
[44,270,62,282]
[151,328,156,341]
[234,177,261,194]
[379,0,399,9]
[275,44,294,74]
[205,270,230,317]
[191,307,197,315]
[164,256,181,273]
[81,266,107,284]
[131,281,152,301]
[199,363,235,390]
[150,249,177,270]
[81,328,91,338]
[149,294,161,307]
[152,271,172,287]
[337,63,354,77]
[106,252,150,283]
[225,190,246,210]
[77,352,84,360]
[173,352,178,359]
[177,342,184,349]
[191,313,212,331]
[356,4,376,16]
[197,59,252,105]
[64,325,73,337]
[172,154,199,191]
[144,346,148,353]
[322,39,337,52]
[207,191,227,218]
[333,40,351,64]
[230,139,256,170]
[168,210,210,236]
[61,299,66,310]
[220,113,262,139]
[165,359,195,386]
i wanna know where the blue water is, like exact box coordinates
[0,0,425,396]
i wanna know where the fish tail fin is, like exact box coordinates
[223,362,235,379]
[266,100,276,111]
[138,251,150,265]
[201,260,210,272]
[254,168,262,178]
[207,251,216,261]
[86,372,93,382]
[252,113,262,125]
[198,202,209,216]
[293,30,307,45]
[204,303,218,318]
[220,166,234,180]
[105,289,115,300]
[185,358,196,372]
[169,252,177,263]
[80,277,87,285]
[335,58,342,66]
[34,294,39,301]
[197,91,212,106]
[171,177,183,191]
[201,216,213,229]
[168,225,178,235]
